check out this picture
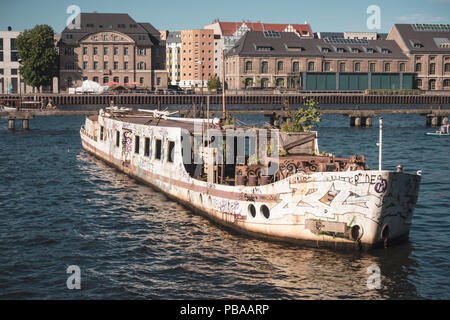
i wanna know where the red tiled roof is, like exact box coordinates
[218,21,312,37]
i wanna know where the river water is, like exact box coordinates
[0,106,448,299]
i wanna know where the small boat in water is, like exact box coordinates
[80,107,422,251]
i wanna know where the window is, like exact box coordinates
[155,139,162,160]
[156,77,161,85]
[144,138,150,157]
[400,63,405,72]
[138,62,145,70]
[245,61,252,71]
[103,77,109,84]
[277,61,283,71]
[93,76,99,83]
[124,77,129,84]
[324,61,330,72]
[384,63,391,72]
[415,63,422,72]
[261,61,268,73]
[93,62,98,70]
[104,62,108,70]
[103,35,108,41]
[137,48,146,55]
[83,47,87,55]
[337,47,345,53]
[167,141,175,163]
[339,62,346,72]
[113,76,119,82]
[124,47,128,55]
[124,62,128,70]
[156,48,160,57]
[135,136,140,154]
[429,63,435,75]
[11,52,18,61]
[292,61,299,72]
[11,69,17,75]
[444,79,450,87]
[416,79,422,88]
[93,47,98,55]
[114,47,118,55]
[67,77,73,87]
[354,62,361,72]
[116,131,120,147]
[100,126,104,140]
[104,47,108,55]
[308,62,314,71]
[139,77,144,85]
[114,62,118,70]
[445,63,450,72]
[370,63,376,72]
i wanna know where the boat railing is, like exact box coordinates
[80,126,98,141]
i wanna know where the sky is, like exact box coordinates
[0,0,449,34]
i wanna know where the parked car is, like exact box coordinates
[184,89,194,95]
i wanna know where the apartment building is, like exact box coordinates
[58,12,168,91]
[163,31,182,86]
[179,29,215,88]
[387,23,450,90]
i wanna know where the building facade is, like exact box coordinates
[387,23,450,90]
[58,13,167,92]
[179,29,215,88]
[162,31,182,86]
[0,30,21,94]
[225,31,413,91]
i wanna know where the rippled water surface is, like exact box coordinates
[0,107,449,299]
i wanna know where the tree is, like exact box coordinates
[281,98,322,132]
[207,75,221,90]
[16,25,59,91]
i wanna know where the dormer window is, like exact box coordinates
[413,42,423,48]
[336,47,345,53]
[381,48,390,54]
[367,48,374,53]
[287,46,304,52]
[256,46,273,52]
[322,47,330,53]
[351,48,359,53]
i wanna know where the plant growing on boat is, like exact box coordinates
[281,98,322,132]
[224,111,235,125]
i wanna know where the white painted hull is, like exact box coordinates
[80,115,421,250]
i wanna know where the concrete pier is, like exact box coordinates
[8,119,15,131]
[22,119,29,131]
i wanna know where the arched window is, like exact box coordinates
[277,61,283,71]
[429,79,436,90]
[113,77,119,83]
[124,77,129,84]
[292,61,299,72]
[354,62,360,72]
[93,76,99,83]
[245,61,252,71]
[416,79,422,88]
[276,78,285,87]
[261,61,268,73]
[308,61,314,71]
[415,63,422,72]
[103,77,109,84]
[339,62,346,72]
[445,63,450,73]
[429,63,435,75]
[261,78,269,88]
[384,63,391,72]
[244,78,253,87]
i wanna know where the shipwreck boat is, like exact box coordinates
[80,108,421,250]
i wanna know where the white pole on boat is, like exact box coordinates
[378,117,383,171]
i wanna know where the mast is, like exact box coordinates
[378,117,383,171]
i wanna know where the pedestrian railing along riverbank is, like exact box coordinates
[1,92,450,106]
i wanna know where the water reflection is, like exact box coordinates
[77,150,419,299]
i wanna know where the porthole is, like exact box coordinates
[351,225,361,240]
[248,204,256,218]
[260,205,270,219]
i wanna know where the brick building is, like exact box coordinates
[225,31,413,91]
[58,13,167,92]
[387,24,450,90]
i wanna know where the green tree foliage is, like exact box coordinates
[16,25,59,90]
[281,98,322,132]
[207,75,221,90]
